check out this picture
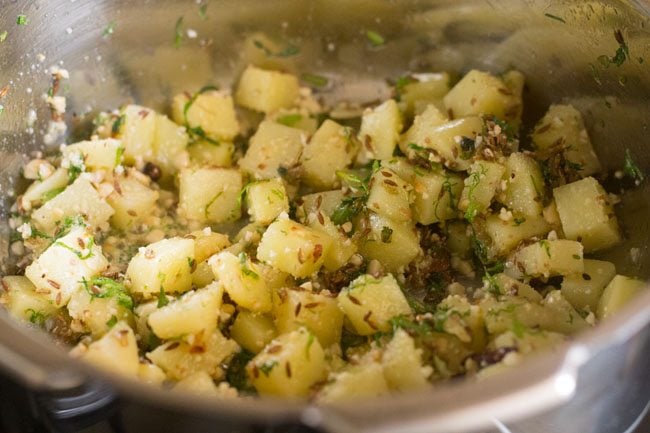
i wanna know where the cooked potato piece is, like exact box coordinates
[174,371,222,397]
[597,275,646,320]
[531,104,600,176]
[398,73,450,118]
[272,287,343,348]
[443,69,523,126]
[152,114,189,180]
[382,329,431,391]
[188,140,234,167]
[192,230,230,263]
[107,174,159,230]
[357,99,403,162]
[490,330,566,356]
[172,90,240,141]
[338,274,412,335]
[502,152,545,217]
[510,239,583,277]
[412,167,463,224]
[147,330,239,380]
[245,178,289,224]
[541,290,589,334]
[22,168,69,206]
[298,190,345,220]
[62,139,124,171]
[126,237,194,298]
[31,177,114,234]
[553,177,621,252]
[247,327,327,397]
[25,224,108,307]
[239,120,304,180]
[359,213,420,273]
[318,362,388,402]
[257,218,332,278]
[459,161,506,222]
[1,276,58,324]
[305,212,357,271]
[301,120,357,190]
[178,167,242,224]
[191,261,215,288]
[210,251,271,313]
[148,283,223,339]
[235,65,299,113]
[79,322,139,377]
[230,310,277,353]
[446,220,472,258]
[138,362,167,385]
[489,273,542,302]
[381,156,417,182]
[485,213,550,257]
[116,105,156,165]
[67,279,133,337]
[561,260,616,312]
[399,105,447,157]
[366,168,412,222]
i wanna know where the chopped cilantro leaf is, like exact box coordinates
[173,16,184,47]
[253,39,300,58]
[239,252,260,280]
[0,31,7,43]
[198,4,208,19]
[276,113,303,127]
[366,30,385,47]
[624,148,645,183]
[16,15,27,26]
[301,73,329,88]
[157,287,169,308]
[103,21,116,37]
[106,315,118,328]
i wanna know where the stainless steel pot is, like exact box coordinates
[0,1,649,432]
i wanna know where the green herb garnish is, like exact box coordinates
[259,361,278,376]
[25,309,46,326]
[157,287,169,308]
[301,73,328,88]
[103,21,116,37]
[331,195,366,226]
[253,39,300,58]
[539,239,551,257]
[366,30,385,47]
[41,187,65,203]
[623,148,645,183]
[173,16,184,47]
[111,114,125,136]
[276,113,303,127]
[81,277,133,310]
[0,31,7,43]
[106,315,118,328]
[16,15,28,26]
[239,252,260,280]
[544,13,565,23]
[198,4,208,19]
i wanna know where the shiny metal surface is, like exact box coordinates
[0,1,649,432]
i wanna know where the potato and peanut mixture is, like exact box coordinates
[1,64,646,401]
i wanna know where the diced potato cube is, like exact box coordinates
[126,237,195,298]
[438,295,488,351]
[210,251,271,313]
[235,65,299,113]
[22,168,69,206]
[25,225,108,307]
[553,177,621,252]
[79,322,139,377]
[459,161,506,222]
[273,110,318,134]
[357,99,403,162]
[305,212,357,271]
[318,362,388,402]
[31,177,114,234]
[148,283,223,339]
[481,296,551,336]
[178,167,242,224]
[531,104,600,176]
[382,329,430,391]
[597,275,646,320]
[502,152,545,217]
[412,167,463,224]
[191,230,230,263]
[359,213,420,273]
[172,90,240,141]
[147,330,239,380]
[245,178,289,224]
[257,218,332,278]
[230,310,277,353]
[399,105,447,157]
[366,168,412,222]
[398,73,450,119]
[446,221,472,258]
[561,260,616,312]
[67,279,133,337]
[301,120,357,190]
[272,287,343,348]
[247,327,327,397]
[298,190,345,221]
[192,261,215,288]
[490,273,543,302]
[239,120,304,180]
[188,141,234,167]
[443,69,523,126]
[107,174,159,230]
[490,330,566,356]
[174,371,222,397]
[152,114,189,180]
[541,290,588,334]
[485,214,550,256]
[337,274,412,335]
[510,240,583,277]
[1,276,58,324]
[138,362,167,385]
[62,139,124,171]
[116,105,156,165]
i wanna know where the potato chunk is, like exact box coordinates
[62,139,124,171]
[366,168,412,222]
[398,73,450,118]
[359,213,420,273]
[412,167,463,224]
[235,65,299,113]
[230,311,277,353]
[485,214,550,257]
[126,237,194,298]
[79,322,139,377]
[172,90,240,141]
[272,287,343,348]
[210,251,271,313]
[257,218,332,278]
[561,260,616,312]
[318,363,388,402]
[305,212,357,271]
[553,177,621,252]
[382,329,431,391]
[22,168,69,206]
[337,274,412,335]
[238,120,304,180]
[152,114,189,180]
[245,178,289,224]
[178,167,242,224]
[357,99,403,162]
[510,239,583,277]
[597,275,646,320]
[148,283,223,339]
[25,224,108,307]
[1,276,58,324]
[188,140,234,167]
[459,161,506,222]
[247,327,327,397]
[107,174,159,230]
[502,152,545,217]
[31,177,114,234]
[116,105,156,165]
[301,120,357,190]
